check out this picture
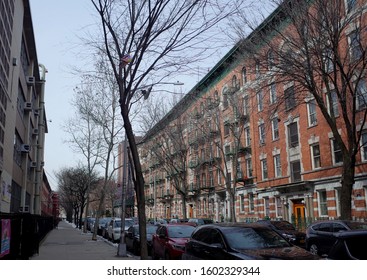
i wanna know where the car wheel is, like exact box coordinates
[309,244,319,255]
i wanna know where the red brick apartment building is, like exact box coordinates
[138,0,367,224]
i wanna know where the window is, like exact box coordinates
[225,145,231,161]
[357,80,367,110]
[246,158,253,178]
[232,75,240,90]
[240,194,245,212]
[242,67,247,84]
[255,60,260,78]
[261,159,268,180]
[222,87,228,108]
[248,192,255,213]
[328,90,339,117]
[311,144,321,169]
[259,123,265,145]
[257,91,263,111]
[268,50,274,70]
[323,48,334,73]
[290,160,301,182]
[307,99,318,126]
[224,122,230,136]
[332,139,343,164]
[243,95,250,116]
[272,118,279,140]
[264,197,270,217]
[349,30,362,61]
[270,83,277,104]
[276,197,283,217]
[288,122,299,148]
[318,190,328,216]
[245,127,251,147]
[274,154,282,177]
[285,85,296,110]
[362,131,367,161]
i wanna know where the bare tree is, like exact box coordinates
[90,0,242,259]
[235,0,367,219]
[56,166,99,228]
[86,58,125,241]
[63,76,105,232]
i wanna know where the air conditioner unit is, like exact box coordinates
[24,102,32,111]
[32,128,39,135]
[26,76,35,85]
[19,205,30,213]
[34,109,39,116]
[30,161,37,168]
[20,144,30,153]
[260,139,265,145]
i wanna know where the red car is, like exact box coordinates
[151,224,195,259]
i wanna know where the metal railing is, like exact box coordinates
[0,213,56,259]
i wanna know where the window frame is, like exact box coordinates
[307,99,318,126]
[272,117,279,141]
[261,158,268,180]
[288,122,299,148]
[274,154,282,178]
[311,143,321,169]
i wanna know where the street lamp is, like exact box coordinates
[142,81,184,99]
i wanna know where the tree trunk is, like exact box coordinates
[122,109,148,259]
[339,154,355,220]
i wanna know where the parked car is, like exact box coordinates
[92,217,112,236]
[183,223,320,260]
[125,224,158,255]
[151,224,195,259]
[326,230,367,260]
[256,220,306,248]
[187,218,213,226]
[170,218,189,224]
[107,218,135,243]
[306,220,367,256]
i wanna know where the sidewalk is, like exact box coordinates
[30,220,138,260]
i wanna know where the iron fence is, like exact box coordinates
[0,213,55,260]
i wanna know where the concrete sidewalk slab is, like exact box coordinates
[31,220,137,260]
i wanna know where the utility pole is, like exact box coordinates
[117,137,128,257]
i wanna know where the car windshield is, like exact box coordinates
[272,221,295,231]
[168,226,195,238]
[222,227,291,250]
[125,219,134,226]
[345,222,367,230]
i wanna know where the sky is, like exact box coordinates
[29,0,237,190]
[30,0,97,188]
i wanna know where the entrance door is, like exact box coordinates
[293,203,306,229]
[189,204,193,218]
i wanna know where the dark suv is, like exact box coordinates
[305,220,367,256]
[257,220,306,248]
